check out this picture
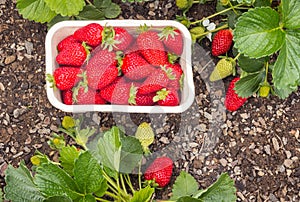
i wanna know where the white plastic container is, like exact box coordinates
[45,20,194,113]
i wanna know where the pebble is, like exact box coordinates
[272,137,280,151]
[219,158,227,167]
[0,82,4,91]
[4,55,16,64]
[159,136,169,144]
[25,41,33,55]
[264,145,271,155]
[284,159,293,168]
[13,107,27,118]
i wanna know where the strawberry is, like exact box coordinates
[135,92,156,106]
[165,63,183,90]
[259,82,271,98]
[137,29,168,66]
[57,35,80,52]
[159,27,183,56]
[73,23,103,47]
[102,26,133,51]
[135,122,154,153]
[153,88,180,106]
[144,156,173,187]
[61,89,73,105]
[110,82,137,105]
[48,67,83,90]
[224,77,248,111]
[138,68,172,95]
[100,78,123,102]
[56,43,89,67]
[86,49,118,89]
[209,57,235,82]
[211,29,233,56]
[73,86,106,104]
[121,52,156,81]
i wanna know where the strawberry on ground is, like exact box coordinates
[56,42,90,67]
[73,23,103,47]
[48,67,83,90]
[144,156,173,188]
[137,28,168,67]
[158,27,183,56]
[138,68,172,95]
[57,35,80,52]
[121,52,156,81]
[85,49,118,89]
[211,29,233,57]
[102,26,133,51]
[224,77,248,111]
[153,88,180,106]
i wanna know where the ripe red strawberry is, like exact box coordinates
[224,77,248,111]
[164,63,183,90]
[211,29,233,56]
[100,78,124,103]
[159,27,183,56]
[86,49,118,89]
[153,88,180,106]
[56,43,89,67]
[138,68,171,95]
[131,92,156,106]
[137,30,168,66]
[144,156,173,187]
[48,67,83,90]
[121,52,156,81]
[61,89,73,105]
[73,87,106,104]
[74,23,103,47]
[102,26,133,51]
[57,35,80,52]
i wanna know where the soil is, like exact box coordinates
[0,0,300,201]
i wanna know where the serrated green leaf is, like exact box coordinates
[16,0,57,23]
[0,188,3,202]
[94,0,112,8]
[234,72,265,98]
[4,162,45,202]
[282,0,300,29]
[76,5,105,20]
[59,146,80,176]
[78,194,96,202]
[94,180,108,197]
[104,3,121,18]
[119,136,143,173]
[272,29,300,99]
[171,171,199,200]
[177,196,201,202]
[44,195,72,202]
[234,7,285,58]
[34,163,81,200]
[130,186,154,202]
[238,54,266,73]
[253,0,271,7]
[194,173,237,202]
[74,151,104,194]
[98,127,122,172]
[44,0,85,16]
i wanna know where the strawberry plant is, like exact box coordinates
[16,0,121,27]
[3,116,237,201]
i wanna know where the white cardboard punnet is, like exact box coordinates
[46,20,194,113]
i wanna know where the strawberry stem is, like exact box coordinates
[264,62,269,83]
[193,24,228,39]
[233,53,241,61]
[190,3,243,25]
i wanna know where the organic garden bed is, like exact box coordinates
[0,0,300,201]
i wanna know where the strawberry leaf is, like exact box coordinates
[234,7,285,58]
[76,5,105,20]
[104,2,121,18]
[59,146,80,176]
[193,173,237,201]
[170,171,199,200]
[44,0,85,17]
[238,54,266,73]
[272,29,300,99]
[4,161,45,202]
[234,71,265,98]
[282,0,300,29]
[16,0,57,23]
[0,188,3,202]
[130,186,155,202]
[44,196,72,202]
[177,196,201,202]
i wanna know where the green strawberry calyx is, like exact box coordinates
[46,73,57,90]
[158,26,178,41]
[153,88,169,102]
[101,26,121,52]
[161,65,176,80]
[128,83,138,105]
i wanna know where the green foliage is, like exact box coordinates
[0,188,3,202]
[171,171,199,200]
[234,0,300,98]
[16,0,121,26]
[238,54,266,73]
[130,186,155,202]
[59,146,81,176]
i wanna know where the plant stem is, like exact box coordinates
[102,171,127,198]
[95,198,111,202]
[86,0,93,5]
[190,4,243,25]
[233,53,241,61]
[138,161,142,190]
[194,24,228,39]
[124,174,135,194]
[264,62,269,82]
[104,192,119,200]
[120,174,128,195]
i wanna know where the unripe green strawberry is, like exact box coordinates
[220,0,230,6]
[176,0,189,10]
[259,82,271,97]
[209,57,235,81]
[135,122,154,154]
[189,26,205,42]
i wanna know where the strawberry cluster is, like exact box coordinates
[48,23,184,106]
